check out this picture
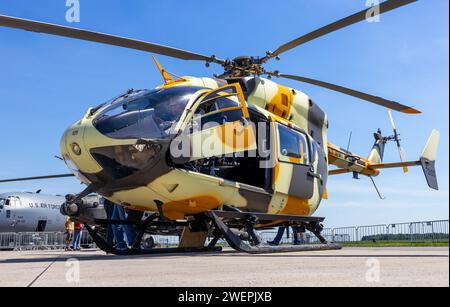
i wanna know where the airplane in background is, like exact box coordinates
[0,191,101,233]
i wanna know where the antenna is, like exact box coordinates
[345,131,362,181]
[346,131,353,153]
[369,176,385,200]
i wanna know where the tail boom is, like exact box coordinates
[328,130,440,190]
[327,143,380,177]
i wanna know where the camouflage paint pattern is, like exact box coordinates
[60,75,406,221]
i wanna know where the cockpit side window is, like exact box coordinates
[13,197,21,207]
[0,198,5,210]
[187,84,250,130]
[4,197,21,208]
[194,87,241,118]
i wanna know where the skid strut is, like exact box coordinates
[206,211,342,254]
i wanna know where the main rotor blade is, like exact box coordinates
[269,0,417,58]
[0,174,75,183]
[0,15,224,64]
[278,74,421,114]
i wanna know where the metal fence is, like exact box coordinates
[1,219,448,251]
[259,219,449,245]
[0,231,94,251]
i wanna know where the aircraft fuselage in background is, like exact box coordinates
[0,192,66,232]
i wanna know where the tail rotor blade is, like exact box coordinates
[387,109,397,130]
[398,146,409,173]
[388,109,408,173]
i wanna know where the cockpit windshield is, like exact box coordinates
[0,198,6,210]
[93,86,205,140]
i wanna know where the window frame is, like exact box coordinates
[276,123,311,166]
[184,83,250,130]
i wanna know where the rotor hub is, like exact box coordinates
[222,56,265,78]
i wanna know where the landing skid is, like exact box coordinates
[84,210,341,256]
[206,211,342,254]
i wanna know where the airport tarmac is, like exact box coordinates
[0,247,448,287]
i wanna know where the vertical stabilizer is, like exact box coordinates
[152,56,174,83]
[420,130,440,190]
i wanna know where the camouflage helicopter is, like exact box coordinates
[0,0,441,255]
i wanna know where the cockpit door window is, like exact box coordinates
[192,84,250,123]
[277,124,311,165]
[174,83,256,161]
[274,123,314,200]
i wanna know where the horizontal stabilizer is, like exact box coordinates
[369,161,420,170]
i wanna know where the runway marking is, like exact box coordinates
[26,252,64,287]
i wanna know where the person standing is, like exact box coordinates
[102,198,115,247]
[64,217,74,251]
[267,226,287,246]
[72,221,83,251]
[111,204,137,250]
[267,225,303,246]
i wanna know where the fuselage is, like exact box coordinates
[59,76,329,221]
[0,192,66,232]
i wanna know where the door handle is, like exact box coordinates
[307,171,323,184]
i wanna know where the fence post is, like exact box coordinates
[409,223,413,243]
[431,222,435,242]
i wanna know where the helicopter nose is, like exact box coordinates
[60,114,173,189]
[60,118,103,185]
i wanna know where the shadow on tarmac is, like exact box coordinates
[0,248,448,264]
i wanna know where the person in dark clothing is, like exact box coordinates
[267,225,303,246]
[102,198,138,250]
[111,204,137,249]
[102,198,115,247]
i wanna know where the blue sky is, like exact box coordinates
[0,0,448,227]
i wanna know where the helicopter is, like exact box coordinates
[0,0,441,255]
